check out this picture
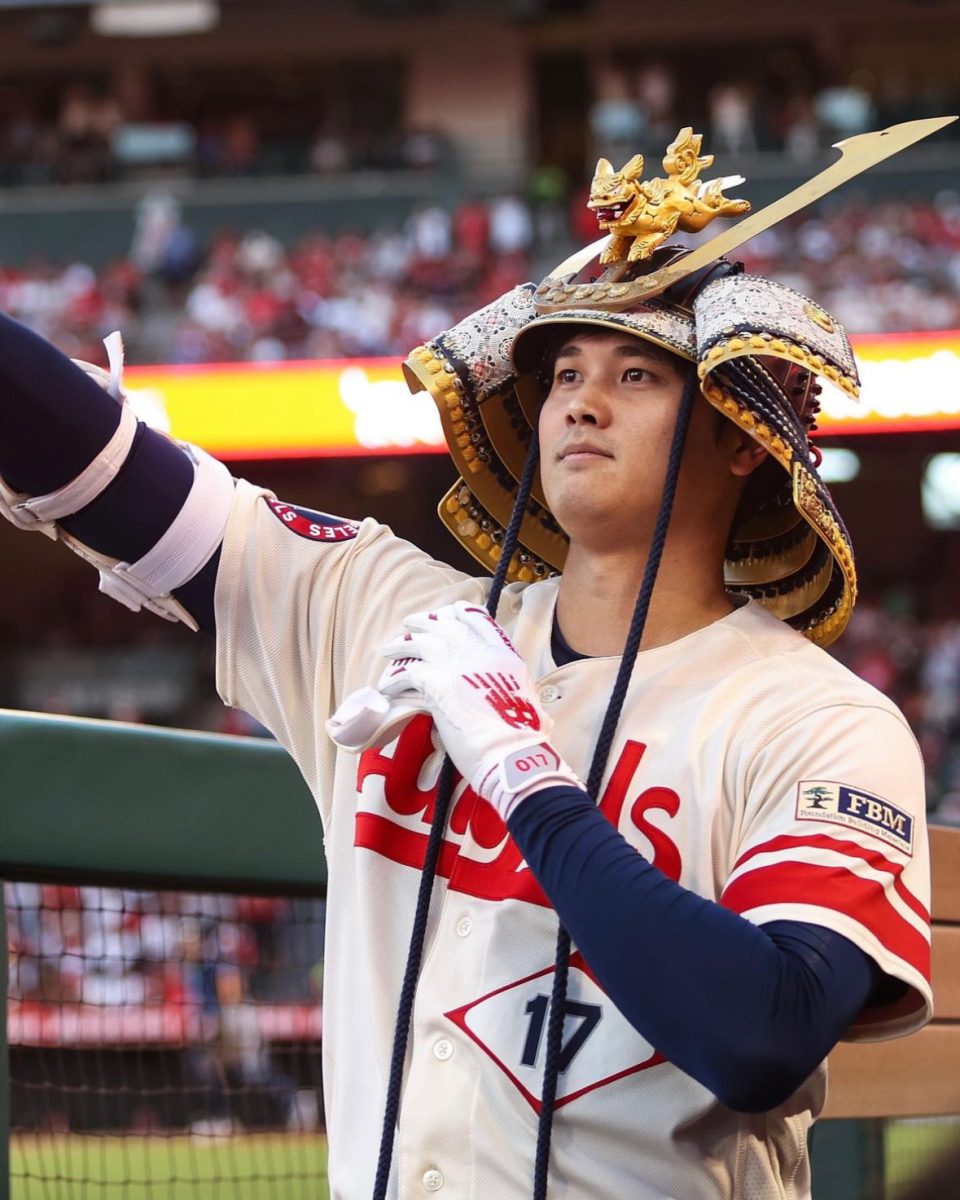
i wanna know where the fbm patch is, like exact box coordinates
[267,498,359,542]
[796,780,914,855]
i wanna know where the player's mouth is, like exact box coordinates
[558,441,613,463]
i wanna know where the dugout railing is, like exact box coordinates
[825,824,960,1117]
[1,708,958,1198]
[0,708,326,1200]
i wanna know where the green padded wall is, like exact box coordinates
[0,709,325,892]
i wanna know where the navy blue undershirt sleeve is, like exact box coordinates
[0,314,124,494]
[0,313,219,634]
[507,783,881,1112]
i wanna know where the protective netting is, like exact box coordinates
[6,881,956,1199]
[883,1116,960,1198]
[6,880,328,1199]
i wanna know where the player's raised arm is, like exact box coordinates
[0,313,233,634]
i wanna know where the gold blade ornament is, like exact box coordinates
[535,115,958,313]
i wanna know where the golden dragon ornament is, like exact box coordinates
[535,117,956,313]
[533,127,751,313]
[589,127,750,264]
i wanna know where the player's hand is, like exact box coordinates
[378,601,581,820]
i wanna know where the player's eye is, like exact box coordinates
[622,367,650,383]
[555,367,579,384]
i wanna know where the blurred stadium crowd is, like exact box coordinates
[588,63,959,165]
[835,603,960,821]
[4,190,960,372]
[5,884,317,1008]
[6,882,324,1131]
[1,60,956,188]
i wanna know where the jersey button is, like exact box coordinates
[539,685,560,703]
[433,1038,454,1061]
[422,1167,444,1191]
[456,916,472,937]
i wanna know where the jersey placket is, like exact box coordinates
[394,882,486,1197]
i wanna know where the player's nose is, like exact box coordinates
[564,383,611,426]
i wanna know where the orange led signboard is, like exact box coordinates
[122,332,960,461]
[818,331,960,436]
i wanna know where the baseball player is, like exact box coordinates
[0,139,933,1198]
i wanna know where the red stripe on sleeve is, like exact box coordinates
[731,833,930,925]
[721,860,930,980]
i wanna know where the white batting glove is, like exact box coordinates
[378,601,582,821]
[325,686,423,753]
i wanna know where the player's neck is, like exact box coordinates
[555,538,733,658]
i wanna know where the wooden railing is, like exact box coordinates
[825,825,960,1119]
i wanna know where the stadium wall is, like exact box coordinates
[0,710,323,891]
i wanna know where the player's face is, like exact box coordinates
[537,332,745,552]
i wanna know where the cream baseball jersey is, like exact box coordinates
[215,480,931,1200]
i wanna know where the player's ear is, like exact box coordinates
[727,431,768,478]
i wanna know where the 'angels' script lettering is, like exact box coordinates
[354,715,683,905]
